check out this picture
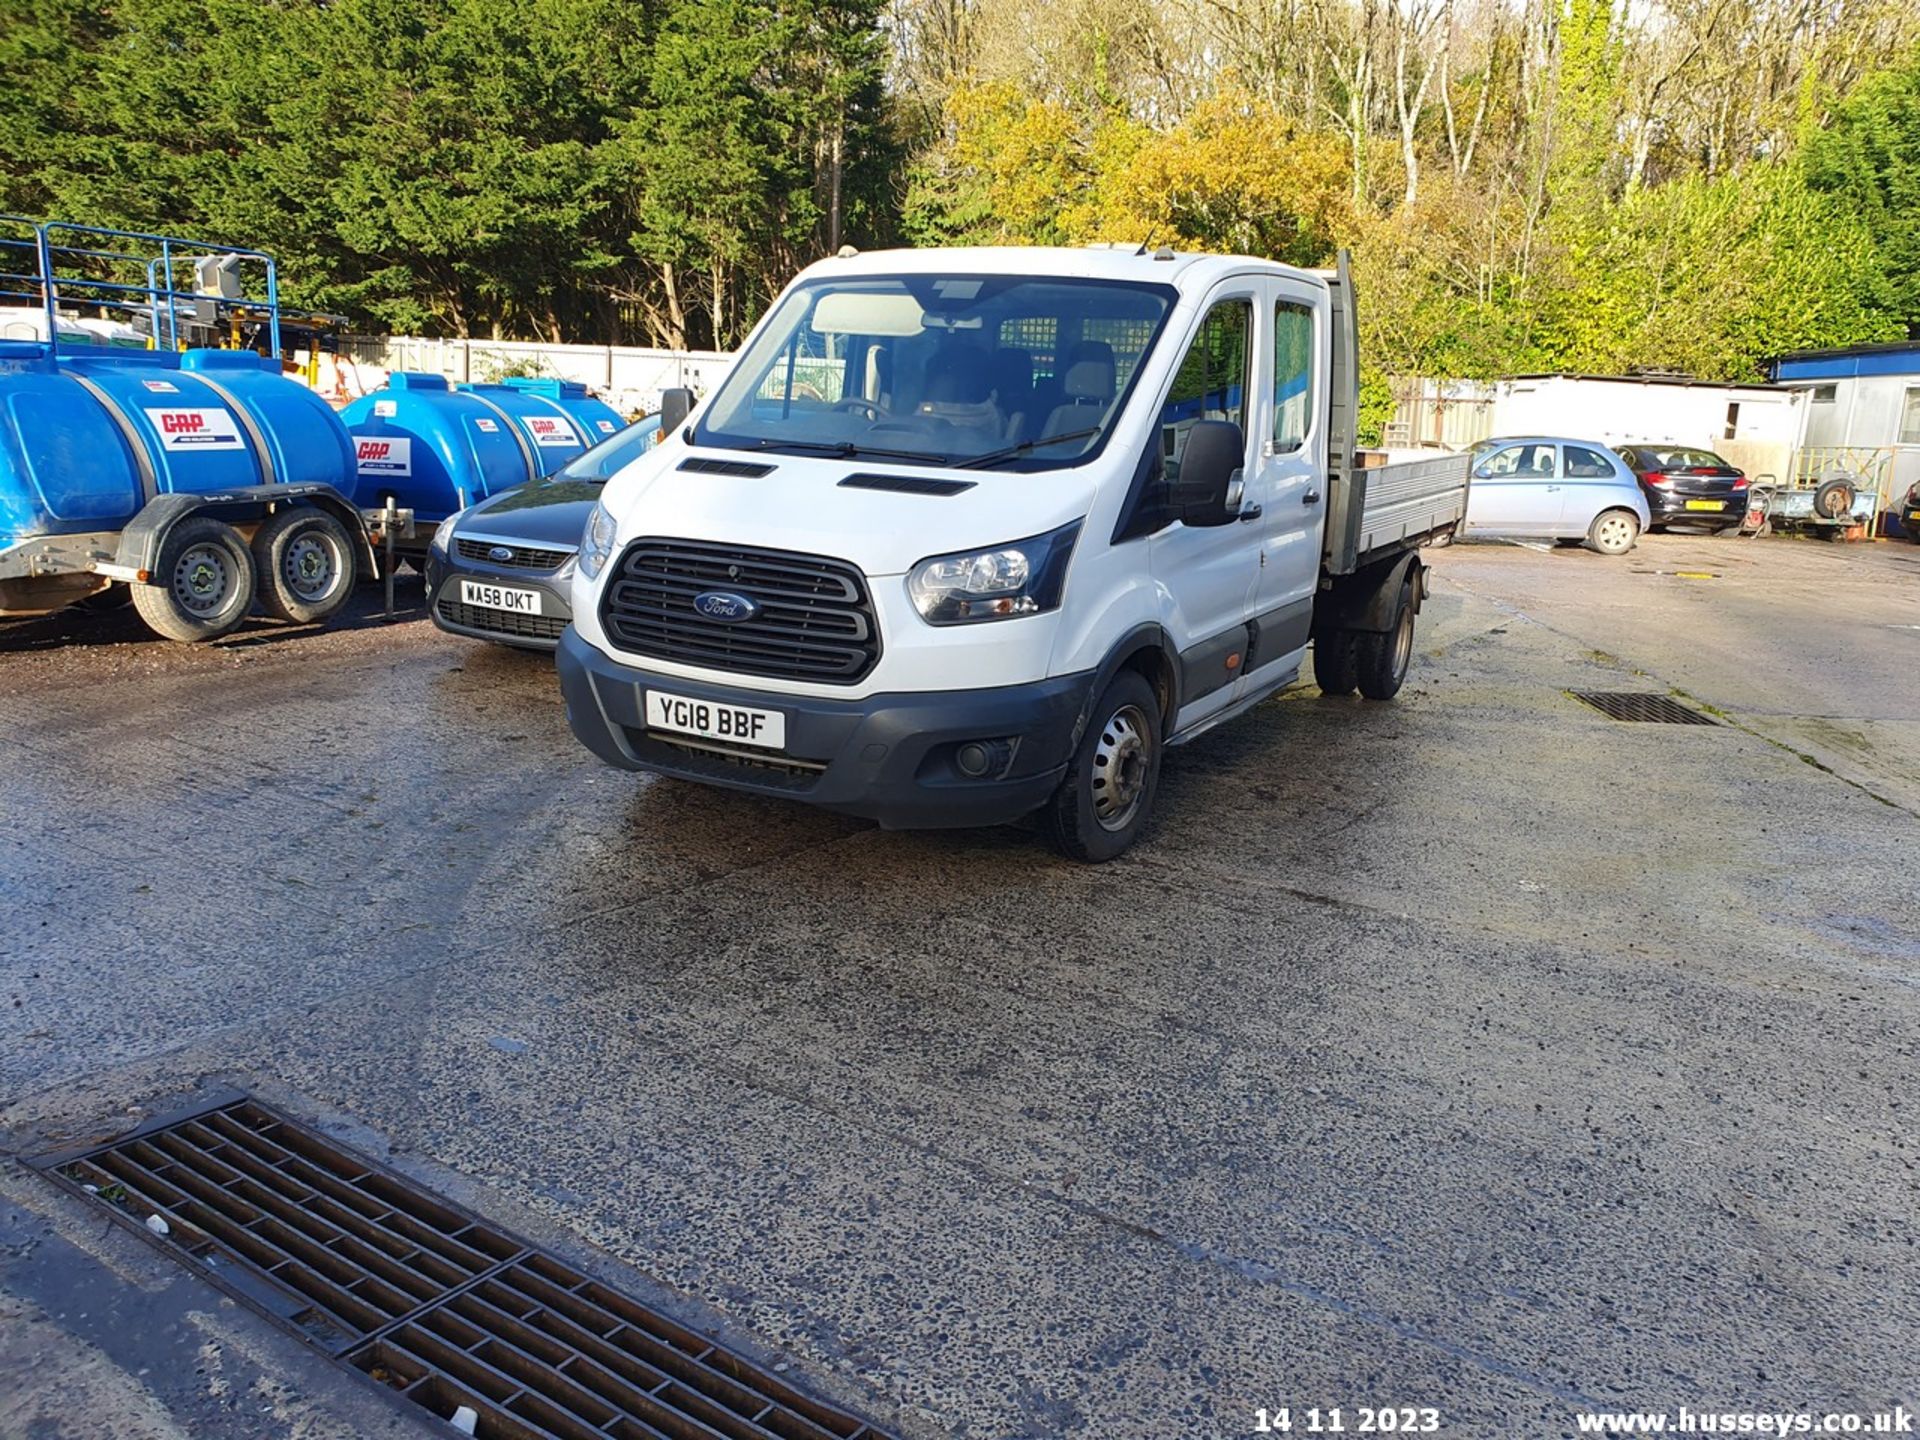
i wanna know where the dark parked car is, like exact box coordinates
[1615,444,1750,533]
[426,414,661,650]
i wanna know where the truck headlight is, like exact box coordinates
[429,512,460,555]
[578,501,618,580]
[907,521,1080,625]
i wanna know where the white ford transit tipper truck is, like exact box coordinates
[557,246,1467,860]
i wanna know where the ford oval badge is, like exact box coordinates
[693,590,759,622]
[487,545,514,563]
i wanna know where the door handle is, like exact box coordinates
[1238,504,1264,523]
[1302,489,1322,505]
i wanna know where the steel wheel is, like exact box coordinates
[133,516,257,642]
[252,508,357,625]
[281,531,341,602]
[1091,702,1151,832]
[174,542,237,616]
[1391,601,1413,675]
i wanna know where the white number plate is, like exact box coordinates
[459,579,542,614]
[645,690,786,750]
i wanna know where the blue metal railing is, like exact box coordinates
[6,218,282,360]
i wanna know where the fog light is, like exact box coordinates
[954,739,1014,779]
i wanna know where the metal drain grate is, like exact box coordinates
[33,1097,896,1440]
[1568,690,1718,725]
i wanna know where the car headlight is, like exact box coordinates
[907,521,1081,625]
[430,512,460,554]
[578,501,618,581]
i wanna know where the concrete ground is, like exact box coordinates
[0,532,1915,1439]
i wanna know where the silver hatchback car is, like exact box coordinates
[1463,436,1653,555]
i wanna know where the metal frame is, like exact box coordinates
[11,218,282,360]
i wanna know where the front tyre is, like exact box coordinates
[1355,578,1416,701]
[1039,669,1162,863]
[132,517,256,642]
[1586,508,1640,556]
[252,508,356,624]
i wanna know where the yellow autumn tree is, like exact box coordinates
[1076,90,1352,264]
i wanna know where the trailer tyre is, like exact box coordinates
[1314,630,1360,696]
[1812,477,1855,521]
[1039,669,1162,863]
[1354,580,1415,701]
[253,507,356,624]
[133,517,257,643]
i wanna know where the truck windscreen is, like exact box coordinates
[692,274,1177,473]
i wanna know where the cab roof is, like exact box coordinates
[796,245,1325,295]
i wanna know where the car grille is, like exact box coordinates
[436,594,568,642]
[600,539,879,684]
[454,537,573,571]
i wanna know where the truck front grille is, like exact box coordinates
[599,539,879,685]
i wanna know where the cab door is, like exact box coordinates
[1243,282,1326,683]
[1147,289,1264,733]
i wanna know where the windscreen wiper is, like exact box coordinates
[739,437,951,466]
[955,426,1104,470]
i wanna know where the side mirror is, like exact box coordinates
[660,386,695,436]
[1165,419,1245,527]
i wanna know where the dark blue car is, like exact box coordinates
[426,414,661,650]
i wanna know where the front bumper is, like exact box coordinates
[556,626,1092,829]
[427,550,574,651]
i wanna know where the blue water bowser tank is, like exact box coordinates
[1,343,355,545]
[341,372,540,524]
[493,376,625,447]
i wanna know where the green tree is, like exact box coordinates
[1806,53,1920,336]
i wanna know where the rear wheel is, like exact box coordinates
[1354,579,1416,701]
[253,508,356,624]
[132,517,256,642]
[1314,630,1359,695]
[1038,669,1162,863]
[1586,509,1640,556]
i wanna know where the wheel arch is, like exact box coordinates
[116,484,374,581]
[1086,624,1181,736]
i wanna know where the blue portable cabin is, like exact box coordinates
[0,219,374,639]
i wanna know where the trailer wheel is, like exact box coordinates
[1314,630,1360,695]
[1811,477,1856,521]
[1038,669,1161,863]
[1585,508,1640,556]
[132,517,257,642]
[253,507,356,624]
[1354,580,1415,701]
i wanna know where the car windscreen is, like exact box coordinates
[557,415,662,482]
[691,274,1178,472]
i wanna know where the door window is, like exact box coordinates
[1477,442,1557,478]
[1900,387,1920,445]
[1159,298,1251,472]
[1273,301,1313,453]
[1563,445,1614,478]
